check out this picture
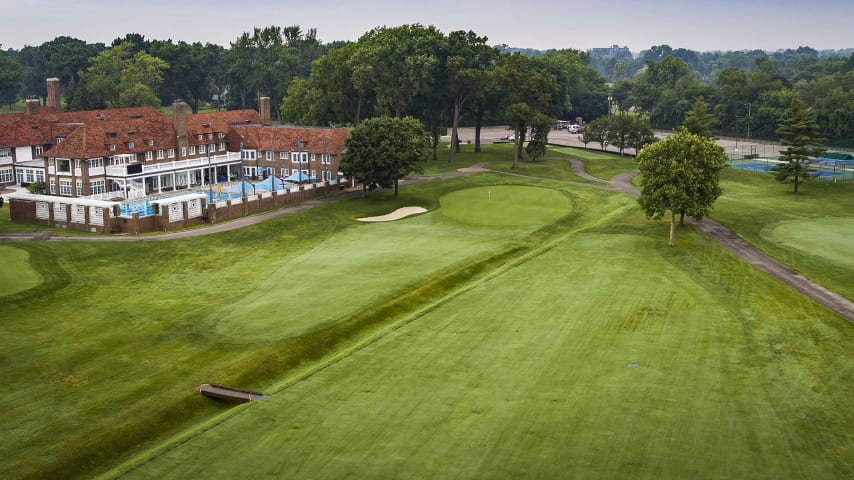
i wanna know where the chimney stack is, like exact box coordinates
[25,98,40,115]
[259,96,271,126]
[46,78,62,112]
[172,100,189,159]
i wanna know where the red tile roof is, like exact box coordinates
[227,125,349,154]
[46,114,174,158]
[0,107,166,149]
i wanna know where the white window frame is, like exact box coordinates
[59,179,72,196]
[168,149,176,158]
[189,146,196,155]
[145,151,153,161]
[157,149,165,159]
[89,179,106,195]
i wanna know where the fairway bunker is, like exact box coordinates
[357,206,427,222]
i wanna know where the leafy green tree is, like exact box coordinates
[447,30,496,162]
[582,117,609,150]
[0,53,24,108]
[772,97,825,193]
[150,40,217,112]
[341,116,430,197]
[282,42,368,126]
[493,53,564,168]
[525,113,553,162]
[637,128,728,247]
[627,115,657,152]
[682,97,717,137]
[17,36,104,102]
[606,113,632,155]
[73,42,167,109]
[357,24,445,119]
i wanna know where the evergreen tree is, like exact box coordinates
[772,97,825,193]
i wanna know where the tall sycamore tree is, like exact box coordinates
[772,97,825,193]
[637,128,728,247]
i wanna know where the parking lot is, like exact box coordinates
[446,125,784,159]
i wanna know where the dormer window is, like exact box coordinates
[107,131,117,138]
[128,130,136,136]
[197,134,203,141]
[147,139,154,147]
[109,144,116,151]
[202,123,210,128]
[218,132,225,139]
[127,141,135,149]
[208,133,213,140]
[56,136,65,144]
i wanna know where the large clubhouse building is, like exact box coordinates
[0,81,348,200]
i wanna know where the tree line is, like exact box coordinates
[1,30,853,149]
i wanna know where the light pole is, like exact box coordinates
[744,103,751,141]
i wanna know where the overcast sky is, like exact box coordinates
[2,0,853,53]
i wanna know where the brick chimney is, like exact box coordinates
[172,100,189,159]
[46,78,62,112]
[25,98,40,115]
[259,96,271,126]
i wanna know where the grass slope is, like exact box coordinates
[1,145,852,479]
[0,245,42,295]
[713,168,854,299]
[111,184,853,480]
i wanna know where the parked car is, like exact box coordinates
[568,124,583,134]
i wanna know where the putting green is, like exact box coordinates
[439,185,571,227]
[0,245,42,296]
[760,217,854,268]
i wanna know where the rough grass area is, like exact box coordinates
[714,168,854,299]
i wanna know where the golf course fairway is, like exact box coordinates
[97,180,852,480]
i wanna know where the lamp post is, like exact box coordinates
[744,103,751,141]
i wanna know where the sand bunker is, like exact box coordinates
[358,206,427,222]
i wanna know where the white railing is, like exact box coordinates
[104,153,241,178]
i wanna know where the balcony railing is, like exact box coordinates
[105,152,242,177]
